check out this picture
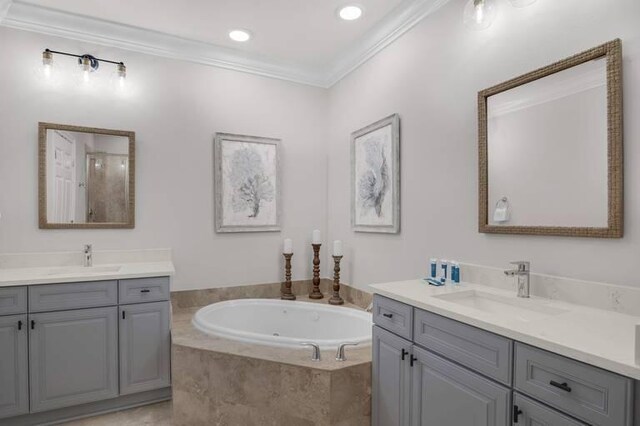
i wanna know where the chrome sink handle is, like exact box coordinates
[336,342,359,361]
[300,342,321,361]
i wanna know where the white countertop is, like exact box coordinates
[0,261,175,287]
[370,280,640,380]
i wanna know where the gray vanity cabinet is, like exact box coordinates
[29,307,119,413]
[0,314,29,419]
[119,301,171,395]
[411,345,510,426]
[372,294,637,426]
[372,325,412,426]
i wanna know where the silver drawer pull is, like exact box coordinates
[549,380,572,393]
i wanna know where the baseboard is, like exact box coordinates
[4,387,171,426]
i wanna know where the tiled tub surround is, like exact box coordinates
[171,278,373,312]
[171,295,372,426]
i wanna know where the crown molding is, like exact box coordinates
[324,0,451,86]
[488,60,606,118]
[0,0,12,21]
[0,0,452,88]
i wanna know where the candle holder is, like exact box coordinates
[309,243,324,299]
[281,253,296,300]
[329,255,344,305]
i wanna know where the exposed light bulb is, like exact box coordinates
[463,0,497,30]
[476,2,485,23]
[42,50,53,79]
[117,62,126,88]
[81,57,92,83]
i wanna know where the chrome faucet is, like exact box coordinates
[504,261,530,298]
[300,342,321,361]
[83,244,93,267]
[335,342,359,361]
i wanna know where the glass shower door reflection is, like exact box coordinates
[86,153,129,223]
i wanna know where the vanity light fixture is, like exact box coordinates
[41,49,127,85]
[229,29,251,42]
[42,49,53,79]
[116,62,127,87]
[338,5,363,21]
[463,0,497,30]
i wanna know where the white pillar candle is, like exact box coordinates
[283,238,293,254]
[333,240,343,256]
[312,229,321,244]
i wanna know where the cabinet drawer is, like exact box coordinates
[514,393,587,426]
[0,287,27,316]
[514,343,633,426]
[373,295,413,340]
[413,309,512,385]
[29,281,117,312]
[119,277,170,305]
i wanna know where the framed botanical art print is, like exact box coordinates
[351,114,400,233]
[214,133,281,233]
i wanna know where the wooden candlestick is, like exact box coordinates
[309,243,324,299]
[281,253,295,300]
[329,255,344,305]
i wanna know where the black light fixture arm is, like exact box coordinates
[44,48,125,66]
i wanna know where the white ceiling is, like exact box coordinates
[0,0,451,87]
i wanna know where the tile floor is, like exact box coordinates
[62,401,173,426]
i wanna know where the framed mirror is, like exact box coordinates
[39,123,135,229]
[478,39,622,238]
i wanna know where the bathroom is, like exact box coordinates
[0,0,639,424]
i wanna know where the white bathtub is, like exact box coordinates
[192,299,372,349]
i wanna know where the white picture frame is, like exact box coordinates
[214,133,281,233]
[351,114,400,233]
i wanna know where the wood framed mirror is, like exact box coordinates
[478,39,623,238]
[39,122,135,229]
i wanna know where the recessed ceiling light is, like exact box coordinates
[229,29,251,42]
[338,5,363,21]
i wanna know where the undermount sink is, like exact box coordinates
[45,265,122,276]
[433,290,569,322]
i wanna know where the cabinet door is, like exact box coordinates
[29,307,118,412]
[514,393,587,426]
[119,302,171,395]
[372,325,412,426]
[411,345,510,426]
[0,315,28,419]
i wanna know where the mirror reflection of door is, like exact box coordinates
[46,130,76,223]
[40,123,135,229]
[86,153,129,223]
